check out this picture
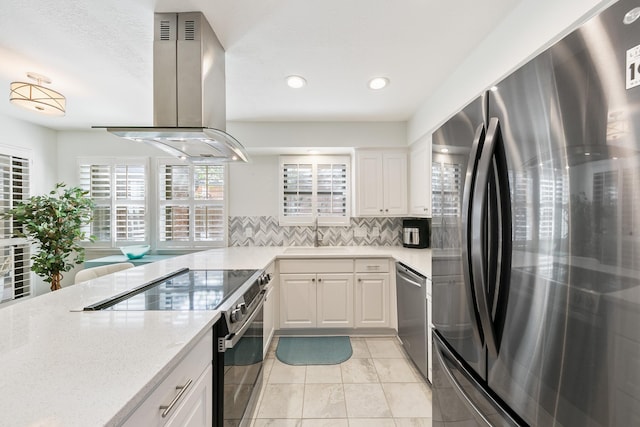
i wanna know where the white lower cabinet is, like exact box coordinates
[263,262,277,357]
[263,284,275,356]
[354,258,390,328]
[279,272,354,328]
[317,274,354,328]
[123,331,213,427]
[279,258,390,330]
[279,259,354,329]
[355,273,389,328]
[165,364,212,427]
[280,273,317,328]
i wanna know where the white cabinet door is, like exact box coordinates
[355,150,407,216]
[263,285,275,357]
[123,332,212,427]
[280,274,317,328]
[165,364,213,427]
[356,151,384,215]
[317,273,354,328]
[354,273,390,327]
[409,139,432,217]
[382,152,408,215]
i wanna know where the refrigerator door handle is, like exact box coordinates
[488,117,512,355]
[471,117,503,357]
[461,123,487,347]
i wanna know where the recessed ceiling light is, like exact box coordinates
[440,148,449,153]
[368,77,389,90]
[286,75,307,88]
[585,152,591,156]
[308,149,320,154]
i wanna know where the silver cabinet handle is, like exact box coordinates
[366,265,380,270]
[159,378,193,418]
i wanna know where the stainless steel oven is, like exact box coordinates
[214,279,266,427]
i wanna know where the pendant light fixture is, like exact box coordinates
[10,72,66,116]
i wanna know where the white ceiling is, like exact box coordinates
[0,0,520,131]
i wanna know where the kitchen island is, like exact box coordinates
[0,246,430,426]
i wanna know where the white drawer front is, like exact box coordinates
[123,331,213,426]
[355,258,389,273]
[279,259,354,274]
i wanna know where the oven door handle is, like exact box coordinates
[220,292,265,352]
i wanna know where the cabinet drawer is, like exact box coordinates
[279,259,354,274]
[355,258,389,273]
[123,331,213,426]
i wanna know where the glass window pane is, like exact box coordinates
[194,165,224,201]
[160,165,190,200]
[115,206,146,241]
[194,205,224,241]
[160,205,190,241]
[115,165,145,200]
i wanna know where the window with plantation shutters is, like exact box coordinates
[280,156,351,226]
[158,161,226,247]
[79,158,148,247]
[0,149,32,303]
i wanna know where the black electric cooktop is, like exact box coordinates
[84,269,259,311]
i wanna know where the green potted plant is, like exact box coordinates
[2,183,94,291]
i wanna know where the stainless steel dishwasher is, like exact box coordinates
[396,262,428,379]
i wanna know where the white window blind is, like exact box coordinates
[0,151,32,303]
[158,161,226,247]
[280,156,351,226]
[282,162,313,218]
[432,160,461,218]
[79,158,148,246]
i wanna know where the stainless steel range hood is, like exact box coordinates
[98,12,248,163]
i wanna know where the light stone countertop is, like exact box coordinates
[0,245,430,426]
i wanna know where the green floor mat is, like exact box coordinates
[276,336,352,365]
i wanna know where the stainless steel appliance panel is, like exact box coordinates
[431,95,487,377]
[432,331,523,427]
[222,303,264,427]
[485,1,640,425]
[396,262,429,378]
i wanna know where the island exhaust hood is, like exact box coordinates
[97,12,248,163]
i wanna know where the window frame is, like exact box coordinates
[279,155,351,227]
[78,157,150,248]
[156,158,228,249]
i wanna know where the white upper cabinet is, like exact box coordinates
[355,149,407,216]
[409,137,432,217]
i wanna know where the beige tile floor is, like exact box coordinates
[250,336,433,427]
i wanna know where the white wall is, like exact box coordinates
[408,0,615,143]
[0,115,58,196]
[228,155,279,217]
[56,130,159,187]
[228,121,407,151]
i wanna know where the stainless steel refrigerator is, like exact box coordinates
[431,0,640,425]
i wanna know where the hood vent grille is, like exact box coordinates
[97,12,248,163]
[184,20,195,40]
[160,20,171,40]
